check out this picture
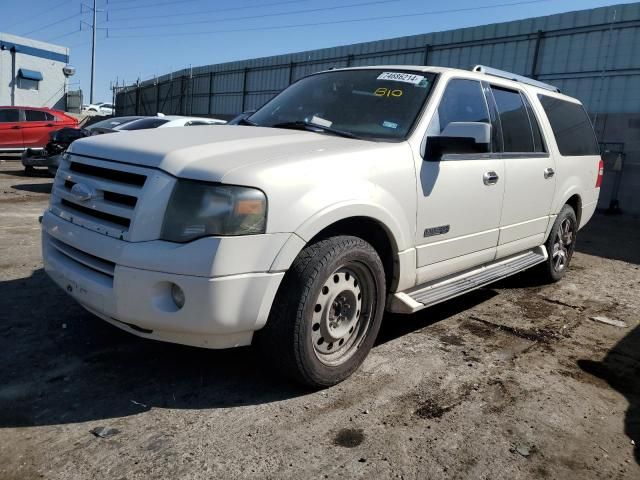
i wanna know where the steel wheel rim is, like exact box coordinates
[552,218,574,272]
[310,263,375,366]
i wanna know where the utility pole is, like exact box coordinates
[90,0,97,103]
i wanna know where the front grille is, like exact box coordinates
[69,161,146,186]
[51,155,152,239]
[61,198,131,228]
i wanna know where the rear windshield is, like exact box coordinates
[538,95,599,156]
[117,118,169,130]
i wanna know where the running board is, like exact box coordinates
[389,247,547,314]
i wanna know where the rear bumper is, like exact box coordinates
[42,211,287,349]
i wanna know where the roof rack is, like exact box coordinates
[472,65,560,93]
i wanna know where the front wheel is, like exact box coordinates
[535,204,578,283]
[256,236,386,388]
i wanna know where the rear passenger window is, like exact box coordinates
[0,109,19,122]
[521,94,546,153]
[538,95,599,156]
[490,87,534,153]
[25,110,48,121]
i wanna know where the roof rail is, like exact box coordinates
[472,65,560,92]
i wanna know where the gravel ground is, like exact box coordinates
[0,160,638,480]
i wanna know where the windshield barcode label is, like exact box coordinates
[377,72,426,85]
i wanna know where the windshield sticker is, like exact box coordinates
[310,115,333,127]
[382,121,398,129]
[377,72,426,85]
[374,87,403,97]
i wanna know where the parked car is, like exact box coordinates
[84,116,145,132]
[114,115,226,130]
[22,127,90,174]
[85,102,115,115]
[0,106,78,154]
[42,65,602,387]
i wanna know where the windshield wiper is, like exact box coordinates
[271,121,364,140]
[238,117,258,126]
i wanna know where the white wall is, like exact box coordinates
[0,33,69,109]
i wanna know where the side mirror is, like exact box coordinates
[424,122,491,160]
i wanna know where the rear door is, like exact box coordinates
[415,78,505,283]
[22,109,56,148]
[487,85,556,258]
[0,108,23,149]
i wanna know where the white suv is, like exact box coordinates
[42,65,602,387]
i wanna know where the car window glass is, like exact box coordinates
[25,110,48,121]
[0,109,19,122]
[538,95,599,156]
[116,118,170,130]
[491,87,534,153]
[521,93,546,152]
[45,112,56,121]
[428,79,489,136]
[249,69,436,140]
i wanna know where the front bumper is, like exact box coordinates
[42,211,287,348]
[22,152,59,167]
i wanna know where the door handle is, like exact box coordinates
[544,167,555,179]
[483,171,499,185]
[11,126,21,129]
[46,123,54,127]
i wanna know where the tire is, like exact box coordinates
[535,204,578,283]
[255,235,386,388]
[24,165,35,175]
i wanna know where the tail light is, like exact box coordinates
[595,158,604,188]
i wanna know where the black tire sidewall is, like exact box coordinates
[544,205,578,281]
[295,239,386,387]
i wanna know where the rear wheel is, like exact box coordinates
[24,165,35,175]
[256,235,386,388]
[535,204,578,282]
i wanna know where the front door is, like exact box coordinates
[0,108,23,150]
[486,86,556,258]
[415,78,504,284]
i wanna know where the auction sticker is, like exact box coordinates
[377,72,425,85]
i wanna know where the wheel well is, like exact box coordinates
[565,194,582,226]
[309,217,398,292]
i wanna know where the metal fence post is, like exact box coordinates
[241,67,249,111]
[423,44,431,65]
[531,30,544,79]
[208,72,214,115]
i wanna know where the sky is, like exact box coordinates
[0,0,635,103]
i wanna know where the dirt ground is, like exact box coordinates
[0,160,638,480]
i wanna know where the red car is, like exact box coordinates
[0,106,78,153]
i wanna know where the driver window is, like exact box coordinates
[428,79,490,136]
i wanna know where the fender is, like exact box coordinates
[269,200,416,287]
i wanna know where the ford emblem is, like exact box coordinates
[70,183,96,202]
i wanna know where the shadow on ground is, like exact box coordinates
[11,183,53,194]
[578,326,640,464]
[577,213,640,265]
[0,269,496,428]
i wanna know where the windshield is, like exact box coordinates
[248,69,436,140]
[116,118,170,130]
[86,117,141,130]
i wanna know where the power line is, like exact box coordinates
[46,28,83,42]
[107,0,552,39]
[20,11,84,36]
[106,0,204,12]
[105,0,312,22]
[2,0,73,31]
[104,0,403,30]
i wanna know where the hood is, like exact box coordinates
[68,125,381,182]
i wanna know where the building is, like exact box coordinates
[115,2,640,214]
[0,32,71,110]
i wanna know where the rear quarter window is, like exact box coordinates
[538,95,599,156]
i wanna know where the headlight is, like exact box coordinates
[160,180,267,242]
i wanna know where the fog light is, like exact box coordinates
[171,283,185,309]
